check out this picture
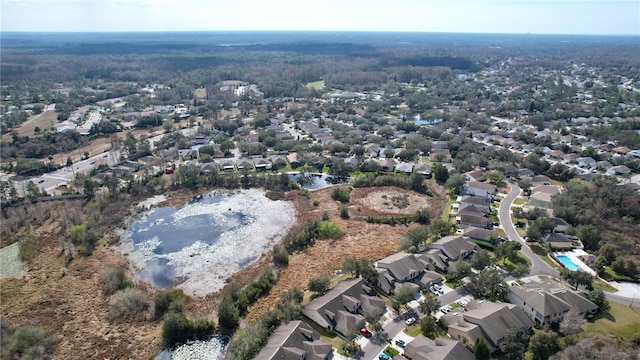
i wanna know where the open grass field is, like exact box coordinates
[2,110,59,141]
[585,302,640,338]
[306,80,325,90]
[193,88,207,99]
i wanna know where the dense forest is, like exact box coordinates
[2,32,638,92]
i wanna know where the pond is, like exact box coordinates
[120,189,295,297]
[288,172,349,190]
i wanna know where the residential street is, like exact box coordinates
[499,181,640,306]
[499,181,560,278]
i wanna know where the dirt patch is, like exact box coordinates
[349,187,441,216]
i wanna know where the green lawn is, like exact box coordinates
[602,268,639,282]
[585,302,640,338]
[306,80,325,89]
[513,198,526,205]
[592,278,618,293]
[442,196,456,221]
[404,324,422,337]
[497,252,530,271]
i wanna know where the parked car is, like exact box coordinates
[360,327,372,338]
[395,339,406,347]
[405,317,417,325]
[378,354,391,360]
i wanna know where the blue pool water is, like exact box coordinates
[557,255,580,271]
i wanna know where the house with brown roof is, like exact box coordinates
[302,278,385,336]
[403,335,474,360]
[508,279,598,326]
[254,320,333,360]
[287,152,302,168]
[443,300,533,352]
[613,146,632,155]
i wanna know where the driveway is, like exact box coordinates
[498,181,559,278]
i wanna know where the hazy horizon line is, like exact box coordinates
[2,30,638,37]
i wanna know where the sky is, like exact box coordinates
[1,0,639,35]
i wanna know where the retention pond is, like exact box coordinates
[120,189,295,297]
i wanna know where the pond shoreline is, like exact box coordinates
[119,188,296,297]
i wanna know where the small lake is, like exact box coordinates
[121,189,295,296]
[288,172,349,190]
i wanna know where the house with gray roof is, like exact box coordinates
[457,213,493,229]
[254,320,333,360]
[596,160,613,171]
[269,155,287,169]
[218,159,236,172]
[462,226,497,243]
[461,181,497,201]
[414,162,431,177]
[396,162,413,175]
[415,250,449,272]
[403,335,474,360]
[344,156,359,171]
[607,165,631,175]
[508,279,598,326]
[542,233,574,250]
[302,278,385,336]
[443,300,533,352]
[375,253,443,295]
[253,158,272,171]
[236,159,254,171]
[427,236,478,262]
[528,184,561,208]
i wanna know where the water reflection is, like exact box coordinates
[288,172,349,190]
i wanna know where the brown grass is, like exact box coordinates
[2,110,59,141]
[0,184,446,359]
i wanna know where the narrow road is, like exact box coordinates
[498,181,559,278]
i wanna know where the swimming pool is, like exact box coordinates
[556,255,580,271]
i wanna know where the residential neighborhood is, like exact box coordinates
[1,29,639,360]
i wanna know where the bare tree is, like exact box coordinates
[559,307,585,335]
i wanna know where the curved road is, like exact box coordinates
[499,181,637,306]
[498,182,559,278]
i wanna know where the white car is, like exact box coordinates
[405,317,417,325]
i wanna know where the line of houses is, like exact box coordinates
[254,236,599,360]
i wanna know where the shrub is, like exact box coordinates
[153,289,188,320]
[18,235,44,262]
[162,311,214,346]
[217,297,240,331]
[0,319,61,360]
[100,267,130,295]
[271,245,289,267]
[331,187,351,203]
[108,288,149,322]
[224,322,269,360]
[339,205,350,219]
[318,221,345,239]
[308,275,331,295]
